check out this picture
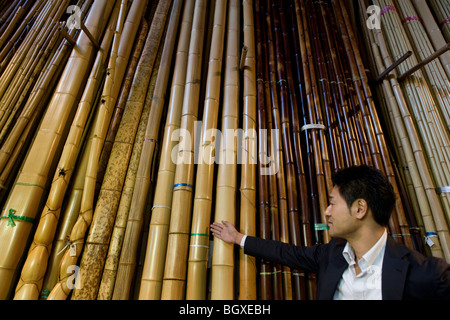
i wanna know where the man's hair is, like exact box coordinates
[331,165,396,226]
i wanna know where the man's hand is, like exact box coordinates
[210,221,244,245]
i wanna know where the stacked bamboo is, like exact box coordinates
[427,0,450,43]
[368,0,450,261]
[0,0,448,300]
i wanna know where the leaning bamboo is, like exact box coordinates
[111,0,183,300]
[95,18,150,198]
[210,0,239,300]
[428,0,450,43]
[396,0,450,131]
[367,2,450,261]
[138,0,195,300]
[411,0,450,79]
[239,0,257,300]
[0,0,114,300]
[373,0,450,259]
[186,0,227,300]
[13,9,119,300]
[47,0,143,300]
[96,20,150,300]
[71,0,160,301]
[160,0,207,300]
[286,0,316,299]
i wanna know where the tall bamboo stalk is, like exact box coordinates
[138,0,195,300]
[96,19,151,300]
[239,0,257,300]
[0,0,114,300]
[160,0,207,300]
[186,0,227,300]
[210,0,239,300]
[111,0,184,300]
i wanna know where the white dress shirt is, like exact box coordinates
[333,229,387,300]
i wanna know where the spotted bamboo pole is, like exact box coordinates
[111,0,184,300]
[96,20,150,300]
[160,0,207,300]
[0,0,115,300]
[210,0,239,300]
[138,0,195,300]
[71,0,164,301]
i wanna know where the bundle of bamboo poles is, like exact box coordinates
[0,0,447,300]
[428,0,450,43]
[366,0,450,261]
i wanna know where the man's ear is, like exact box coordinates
[353,199,368,220]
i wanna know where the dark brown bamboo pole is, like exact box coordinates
[269,0,307,300]
[239,0,257,300]
[256,0,274,300]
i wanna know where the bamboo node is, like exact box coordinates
[0,209,35,227]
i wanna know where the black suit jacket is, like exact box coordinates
[244,236,450,300]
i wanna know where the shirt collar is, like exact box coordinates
[342,229,388,271]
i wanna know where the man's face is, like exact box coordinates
[324,186,359,239]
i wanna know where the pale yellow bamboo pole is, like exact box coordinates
[96,20,150,301]
[138,0,196,301]
[160,0,207,300]
[47,0,144,300]
[210,0,239,300]
[0,0,114,300]
[239,0,257,300]
[13,12,118,300]
[186,0,227,300]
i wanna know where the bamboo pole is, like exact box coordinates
[138,0,195,300]
[71,0,164,301]
[239,0,257,300]
[411,0,450,80]
[160,0,207,300]
[0,0,115,300]
[111,0,184,300]
[47,0,147,300]
[210,0,239,300]
[186,0,227,300]
[96,20,150,300]
[12,9,119,300]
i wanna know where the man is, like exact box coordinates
[210,165,450,300]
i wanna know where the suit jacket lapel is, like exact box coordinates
[381,237,410,300]
[317,240,348,300]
